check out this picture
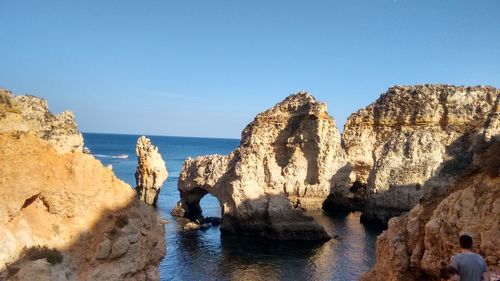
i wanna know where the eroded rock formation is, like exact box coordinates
[360,132,499,280]
[0,90,166,280]
[176,93,345,240]
[324,85,499,225]
[0,88,83,154]
[361,88,500,281]
[135,136,168,206]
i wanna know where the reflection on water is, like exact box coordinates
[82,133,383,281]
[161,197,382,281]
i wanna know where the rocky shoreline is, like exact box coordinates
[326,85,499,227]
[172,84,499,277]
[0,89,166,280]
[1,84,498,280]
[361,138,499,280]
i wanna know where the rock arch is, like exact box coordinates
[173,93,346,240]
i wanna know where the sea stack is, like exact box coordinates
[0,89,166,280]
[324,85,500,226]
[135,136,168,206]
[174,92,345,240]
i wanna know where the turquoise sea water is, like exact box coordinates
[83,133,382,281]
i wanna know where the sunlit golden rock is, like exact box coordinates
[0,90,166,280]
[0,88,83,154]
[135,136,168,206]
[175,92,345,240]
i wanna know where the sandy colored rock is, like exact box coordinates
[176,93,343,240]
[0,88,83,153]
[135,136,168,206]
[183,222,202,231]
[361,138,500,280]
[0,90,166,280]
[325,85,499,225]
[0,133,166,280]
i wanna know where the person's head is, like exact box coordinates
[440,265,459,281]
[459,234,473,249]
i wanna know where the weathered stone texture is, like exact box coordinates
[176,93,344,240]
[0,88,83,153]
[135,136,168,206]
[0,90,166,280]
[327,85,499,225]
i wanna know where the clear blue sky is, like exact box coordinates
[1,0,499,138]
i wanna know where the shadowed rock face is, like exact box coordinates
[360,137,500,281]
[0,88,83,154]
[359,87,500,280]
[325,85,500,225]
[176,86,499,240]
[175,93,344,240]
[135,136,168,206]
[0,91,166,280]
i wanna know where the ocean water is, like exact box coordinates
[83,133,383,281]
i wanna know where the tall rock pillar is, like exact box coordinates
[135,136,168,206]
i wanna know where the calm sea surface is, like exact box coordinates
[83,133,383,281]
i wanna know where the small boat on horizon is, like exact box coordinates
[93,154,129,159]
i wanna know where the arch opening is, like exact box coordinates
[179,187,222,223]
[199,193,222,219]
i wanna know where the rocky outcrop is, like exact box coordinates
[175,93,345,240]
[135,136,168,206]
[0,88,83,153]
[360,133,499,280]
[174,85,499,246]
[360,86,499,280]
[324,85,499,225]
[0,90,166,280]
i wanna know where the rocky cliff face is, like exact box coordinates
[135,136,168,206]
[0,90,166,280]
[175,93,345,240]
[0,88,83,154]
[325,85,499,225]
[358,85,499,280]
[175,86,499,241]
[360,134,499,280]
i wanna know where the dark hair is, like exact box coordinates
[459,234,473,249]
[440,265,459,279]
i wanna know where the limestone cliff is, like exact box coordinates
[0,88,83,154]
[325,85,499,225]
[0,90,166,280]
[175,85,499,246]
[360,135,499,280]
[175,93,345,240]
[135,136,168,206]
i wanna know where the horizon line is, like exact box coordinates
[82,131,241,141]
